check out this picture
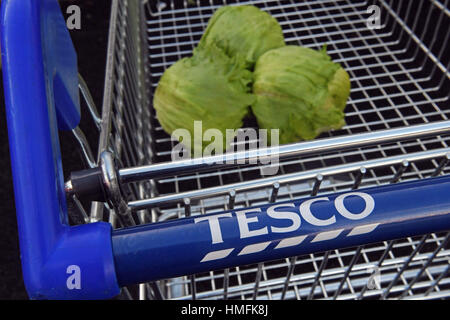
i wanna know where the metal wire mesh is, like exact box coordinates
[96,0,450,299]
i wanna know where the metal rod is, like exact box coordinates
[253,263,264,300]
[431,153,450,177]
[311,174,323,196]
[399,233,450,299]
[228,190,236,210]
[78,74,102,130]
[391,160,410,183]
[357,240,395,299]
[70,194,89,224]
[424,264,450,297]
[88,0,121,225]
[307,170,328,299]
[127,148,450,211]
[190,274,196,300]
[72,127,97,169]
[184,198,191,217]
[333,246,363,299]
[307,251,330,299]
[148,282,164,300]
[270,183,280,203]
[223,190,235,299]
[381,235,428,299]
[352,167,366,190]
[281,257,297,300]
[254,184,280,300]
[223,268,230,300]
[139,283,146,300]
[118,121,450,184]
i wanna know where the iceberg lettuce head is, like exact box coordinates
[251,45,350,144]
[199,5,285,68]
[153,45,255,154]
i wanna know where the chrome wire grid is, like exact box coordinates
[91,0,450,299]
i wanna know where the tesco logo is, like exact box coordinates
[195,192,375,244]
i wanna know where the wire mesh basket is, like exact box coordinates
[83,0,449,300]
[1,0,449,300]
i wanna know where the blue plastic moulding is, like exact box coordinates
[1,0,120,299]
[111,176,450,286]
[2,0,450,300]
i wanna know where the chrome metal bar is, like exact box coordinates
[139,283,146,300]
[269,183,280,203]
[78,74,102,130]
[190,274,196,300]
[154,135,448,187]
[333,246,363,299]
[254,181,281,299]
[148,282,165,300]
[90,0,121,224]
[352,167,366,190]
[70,194,89,224]
[98,0,120,160]
[311,174,323,197]
[228,190,236,210]
[281,257,297,300]
[223,268,230,300]
[379,0,450,77]
[71,127,96,169]
[357,240,396,299]
[424,263,450,297]
[252,263,263,300]
[391,160,410,183]
[307,251,330,300]
[184,198,191,217]
[399,233,450,299]
[127,148,450,211]
[381,235,428,299]
[432,153,450,177]
[146,0,359,20]
[118,122,450,184]
[223,190,236,300]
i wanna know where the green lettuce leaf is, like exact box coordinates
[252,45,350,144]
[199,5,285,68]
[153,44,255,154]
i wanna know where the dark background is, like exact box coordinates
[0,0,111,299]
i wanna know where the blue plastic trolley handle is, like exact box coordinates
[2,0,450,300]
[111,176,450,286]
[1,0,120,299]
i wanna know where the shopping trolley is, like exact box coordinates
[1,0,450,300]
